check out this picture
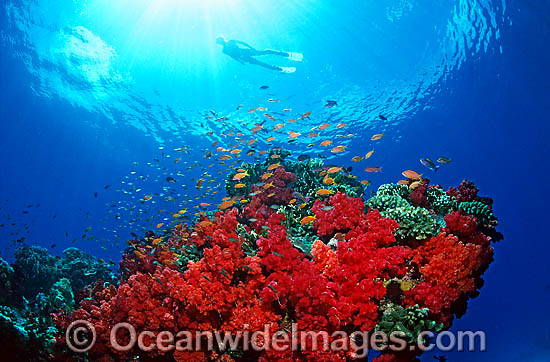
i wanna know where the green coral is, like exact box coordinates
[376,304,444,344]
[426,187,457,215]
[46,278,75,312]
[287,158,364,199]
[459,201,494,224]
[377,183,410,199]
[175,244,202,271]
[278,204,317,255]
[367,192,437,240]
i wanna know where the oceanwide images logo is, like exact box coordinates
[66,320,487,357]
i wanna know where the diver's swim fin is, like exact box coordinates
[281,66,296,74]
[287,52,303,62]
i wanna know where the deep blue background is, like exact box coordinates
[1,0,549,360]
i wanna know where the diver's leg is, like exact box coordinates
[245,57,282,71]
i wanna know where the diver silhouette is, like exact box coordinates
[216,36,302,73]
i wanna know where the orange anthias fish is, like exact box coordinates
[251,125,264,135]
[287,119,297,123]
[331,145,346,153]
[371,133,384,141]
[323,176,334,185]
[327,166,342,173]
[308,132,319,138]
[288,131,301,139]
[248,108,257,113]
[397,180,409,185]
[318,124,330,130]
[365,167,382,173]
[267,163,281,171]
[219,199,235,210]
[143,196,152,201]
[336,123,348,129]
[218,155,232,161]
[233,172,249,181]
[352,156,363,162]
[264,113,276,121]
[272,124,285,131]
[365,150,374,159]
[230,149,242,154]
[268,98,279,103]
[257,107,268,111]
[299,112,312,119]
[402,170,422,180]
[316,188,334,196]
[320,140,333,146]
[266,136,276,142]
[300,215,316,226]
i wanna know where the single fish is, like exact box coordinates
[420,158,439,172]
[300,215,316,225]
[402,170,422,180]
[325,100,338,108]
[365,166,382,173]
[437,157,452,164]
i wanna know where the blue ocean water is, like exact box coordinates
[0,0,549,361]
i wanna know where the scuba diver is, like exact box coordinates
[216,36,302,73]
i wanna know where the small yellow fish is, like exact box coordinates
[323,176,334,185]
[336,123,348,129]
[235,183,246,188]
[320,140,333,146]
[371,133,384,141]
[267,163,280,171]
[266,136,276,142]
[156,223,164,229]
[318,124,330,130]
[327,167,342,173]
[360,180,372,186]
[397,180,409,185]
[298,203,307,209]
[365,150,374,159]
[272,124,285,131]
[199,203,210,207]
[261,172,273,180]
[288,131,301,139]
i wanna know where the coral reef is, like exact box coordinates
[1,152,501,362]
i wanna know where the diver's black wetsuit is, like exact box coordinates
[222,40,289,71]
